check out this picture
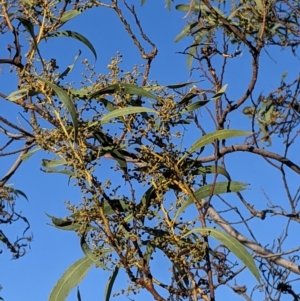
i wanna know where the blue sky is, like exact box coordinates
[1,1,300,301]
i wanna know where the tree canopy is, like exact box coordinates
[1,0,300,300]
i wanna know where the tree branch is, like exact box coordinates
[203,200,300,275]
[199,144,300,175]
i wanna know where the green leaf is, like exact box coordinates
[97,98,116,112]
[139,186,155,224]
[68,88,91,99]
[93,131,127,170]
[77,287,82,301]
[173,263,189,288]
[47,213,100,233]
[6,88,39,101]
[10,188,28,201]
[46,213,81,231]
[187,34,205,71]
[175,181,248,220]
[80,236,111,270]
[166,81,200,89]
[21,147,41,161]
[210,84,228,100]
[175,4,200,13]
[35,75,78,141]
[49,256,93,301]
[141,0,147,5]
[89,83,159,102]
[228,5,246,20]
[175,22,198,42]
[57,50,81,80]
[180,129,252,162]
[193,165,231,180]
[264,104,274,124]
[179,92,199,104]
[165,0,172,11]
[254,0,262,11]
[182,228,260,282]
[48,30,97,61]
[103,199,130,216]
[140,186,155,208]
[101,107,156,124]
[41,159,77,177]
[104,265,119,301]
[17,18,44,67]
[258,122,271,146]
[42,168,78,177]
[17,18,35,45]
[42,159,68,168]
[85,100,116,129]
[144,241,155,263]
[20,0,34,6]
[61,9,82,23]
[6,88,28,101]
[180,100,209,114]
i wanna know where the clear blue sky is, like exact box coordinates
[1,1,299,301]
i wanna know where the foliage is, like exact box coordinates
[1,0,300,301]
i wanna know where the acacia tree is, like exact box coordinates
[1,0,300,300]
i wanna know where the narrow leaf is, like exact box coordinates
[42,168,77,177]
[21,147,41,161]
[140,186,155,208]
[17,17,35,43]
[175,181,248,220]
[46,213,99,232]
[57,50,81,80]
[101,107,156,124]
[139,186,156,224]
[254,0,263,11]
[96,98,115,112]
[210,84,228,100]
[167,81,200,89]
[182,228,260,282]
[179,92,199,104]
[103,199,130,216]
[17,18,43,66]
[193,165,231,180]
[77,287,82,301]
[173,263,189,288]
[49,256,93,301]
[180,129,252,162]
[144,242,155,263]
[61,9,82,23]
[36,75,78,141]
[165,0,172,11]
[89,83,159,101]
[10,188,28,201]
[68,88,91,99]
[187,34,205,71]
[93,131,127,170]
[85,100,116,130]
[175,4,200,13]
[81,236,110,270]
[180,100,209,114]
[42,159,68,168]
[6,88,28,101]
[46,213,81,231]
[175,22,198,42]
[49,30,97,61]
[104,265,119,301]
